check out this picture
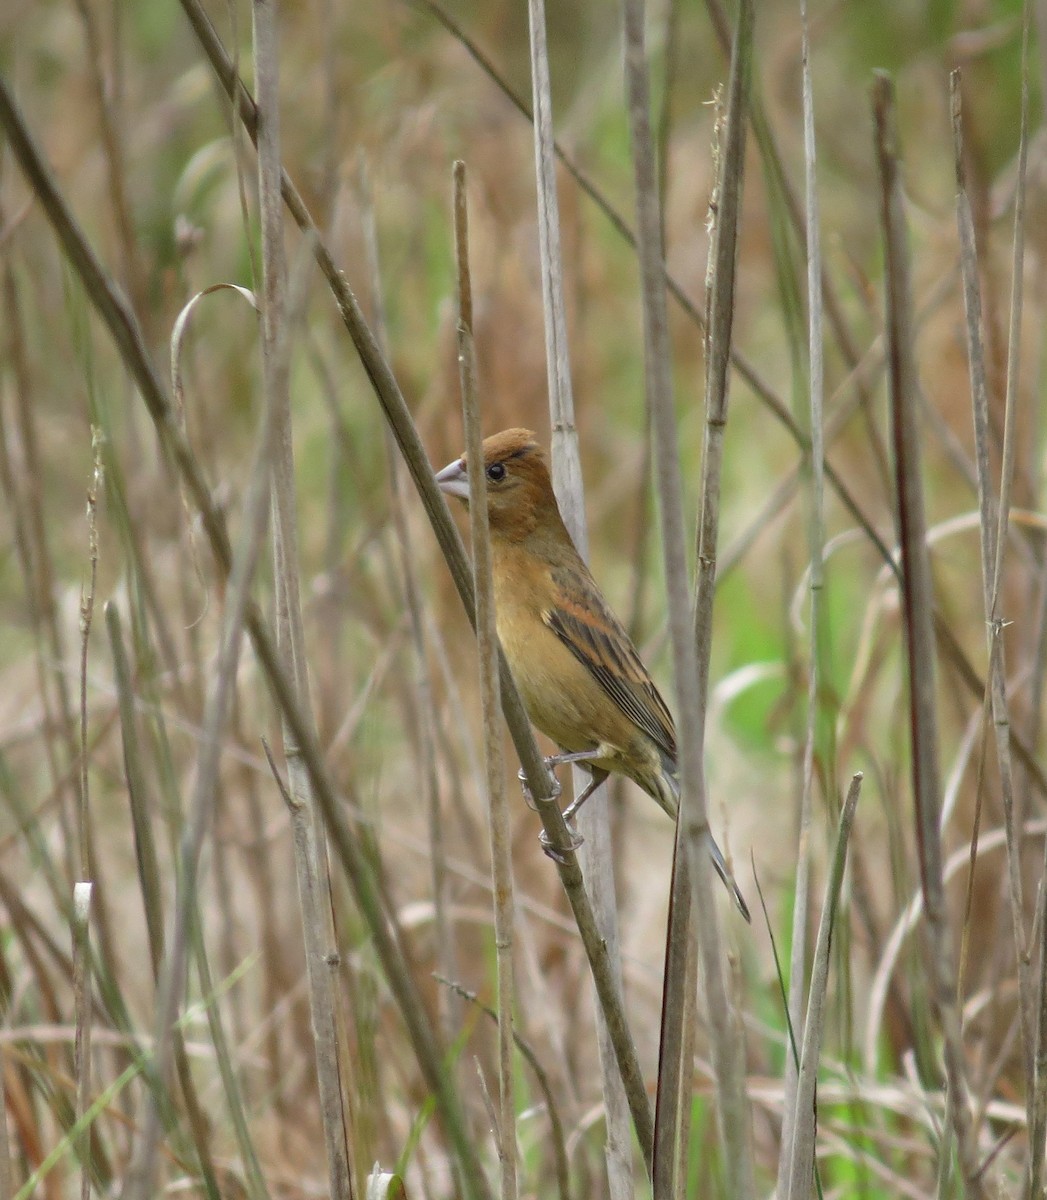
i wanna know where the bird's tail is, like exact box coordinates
[707,834,751,924]
[661,769,751,924]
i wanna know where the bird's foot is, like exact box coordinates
[518,765,562,813]
[539,821,584,864]
[519,758,588,859]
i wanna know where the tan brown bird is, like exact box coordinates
[437,428,749,921]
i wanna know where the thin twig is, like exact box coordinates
[252,3,356,1196]
[783,773,863,1200]
[620,0,700,1191]
[873,71,983,1199]
[72,881,93,1200]
[951,67,1033,1121]
[779,1,831,1184]
[454,159,518,1200]
[622,0,755,1196]
[526,2,637,1191]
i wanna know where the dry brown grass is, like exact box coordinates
[1,2,1046,1197]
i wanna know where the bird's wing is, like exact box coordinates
[544,565,677,763]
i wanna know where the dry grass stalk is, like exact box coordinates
[777,0,831,1184]
[677,0,757,1196]
[950,70,1033,1115]
[873,70,983,1199]
[71,881,92,1200]
[453,159,519,1200]
[619,1,704,1193]
[782,772,862,1199]
[74,429,101,1200]
[252,3,355,1196]
[526,0,635,1192]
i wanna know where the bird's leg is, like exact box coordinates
[517,749,599,811]
[539,763,609,863]
[561,767,609,824]
[545,749,604,771]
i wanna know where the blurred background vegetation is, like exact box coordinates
[0,0,1043,1196]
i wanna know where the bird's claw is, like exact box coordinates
[539,822,584,863]
[518,765,562,813]
[518,761,580,859]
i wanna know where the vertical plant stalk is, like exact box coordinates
[75,433,102,1200]
[78,430,101,885]
[72,881,93,1200]
[950,70,1032,1093]
[623,1,755,1197]
[104,602,221,1196]
[872,71,984,1199]
[0,1027,10,1200]
[994,10,1047,1195]
[454,160,519,1200]
[525,0,587,537]
[526,2,634,1193]
[782,773,863,1200]
[251,4,355,1197]
[693,0,756,1192]
[1031,869,1047,1197]
[620,2,694,1192]
[779,0,831,1182]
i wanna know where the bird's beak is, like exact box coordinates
[435,457,470,500]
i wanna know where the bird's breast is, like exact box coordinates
[491,548,647,768]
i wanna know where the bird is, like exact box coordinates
[436,427,750,922]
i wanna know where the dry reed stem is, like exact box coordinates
[0,1028,10,1200]
[1031,867,1047,1197]
[453,159,518,1200]
[691,2,758,1197]
[705,0,894,496]
[782,772,862,1199]
[619,1,698,1193]
[873,70,983,1199]
[950,72,1034,1123]
[778,0,830,1184]
[525,2,636,1191]
[72,881,92,1200]
[252,3,355,1195]
[75,431,101,1200]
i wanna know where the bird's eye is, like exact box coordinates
[486,462,507,483]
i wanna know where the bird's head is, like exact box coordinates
[436,428,561,541]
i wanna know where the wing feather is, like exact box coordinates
[543,566,676,763]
